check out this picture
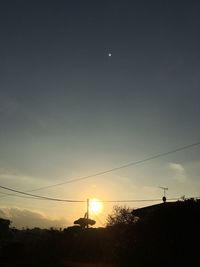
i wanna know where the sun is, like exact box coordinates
[89,199,103,214]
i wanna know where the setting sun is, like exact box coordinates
[89,199,103,214]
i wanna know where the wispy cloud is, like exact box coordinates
[168,162,187,182]
[0,207,69,229]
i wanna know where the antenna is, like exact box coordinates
[159,186,168,203]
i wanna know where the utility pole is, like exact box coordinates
[86,198,89,228]
[159,187,168,203]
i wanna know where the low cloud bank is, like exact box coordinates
[0,207,69,229]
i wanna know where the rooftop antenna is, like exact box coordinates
[159,186,168,203]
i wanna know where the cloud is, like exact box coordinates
[0,207,69,229]
[168,162,187,182]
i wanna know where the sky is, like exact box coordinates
[0,0,200,228]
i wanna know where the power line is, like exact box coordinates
[0,185,84,202]
[1,140,200,203]
[101,198,180,203]
[0,184,199,204]
[0,185,179,203]
[15,140,200,193]
[0,191,42,200]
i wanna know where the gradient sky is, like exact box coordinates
[0,0,200,228]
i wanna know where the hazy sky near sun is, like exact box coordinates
[0,0,200,228]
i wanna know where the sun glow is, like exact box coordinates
[89,199,103,214]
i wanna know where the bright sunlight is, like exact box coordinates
[89,199,103,214]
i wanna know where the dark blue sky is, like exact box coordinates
[0,0,200,227]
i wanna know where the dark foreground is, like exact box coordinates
[0,199,199,267]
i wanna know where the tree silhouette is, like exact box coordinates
[106,205,137,226]
[0,218,11,238]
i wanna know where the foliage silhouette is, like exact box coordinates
[106,205,137,226]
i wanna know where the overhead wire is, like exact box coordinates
[7,140,200,193]
[0,141,200,203]
[100,197,180,203]
[0,185,199,203]
[0,191,43,200]
[0,185,84,202]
